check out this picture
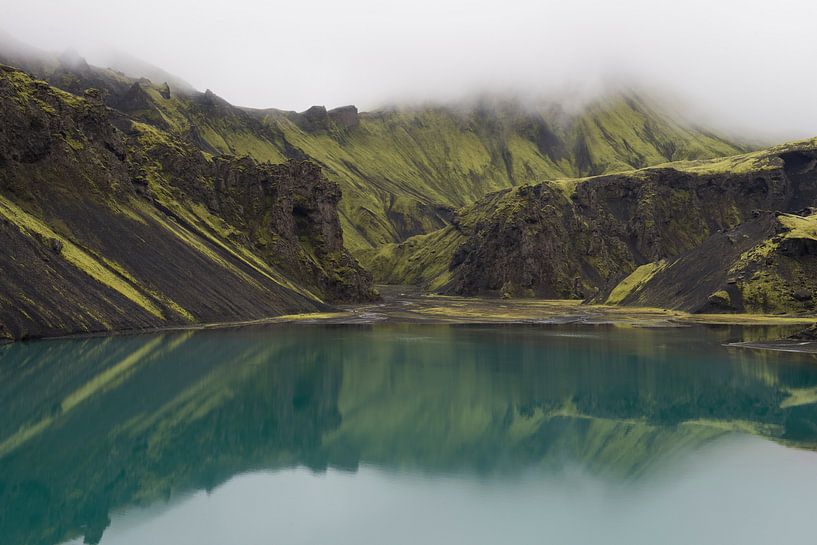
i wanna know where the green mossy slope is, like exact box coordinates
[372,138,817,314]
[0,41,745,252]
[255,98,743,250]
[0,65,374,340]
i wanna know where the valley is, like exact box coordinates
[0,36,814,342]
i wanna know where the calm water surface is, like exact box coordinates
[2,324,817,545]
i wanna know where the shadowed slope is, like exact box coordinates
[364,139,817,313]
[0,66,374,340]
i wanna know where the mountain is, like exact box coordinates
[92,48,197,94]
[0,37,746,253]
[254,98,744,250]
[3,36,811,330]
[0,65,375,341]
[364,139,817,313]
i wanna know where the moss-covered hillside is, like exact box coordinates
[6,39,808,320]
[255,99,743,250]
[366,139,817,314]
[0,65,375,340]
[0,41,745,252]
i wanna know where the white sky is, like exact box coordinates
[2,0,816,139]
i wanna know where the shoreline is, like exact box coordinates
[3,289,815,351]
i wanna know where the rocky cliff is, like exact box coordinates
[0,65,375,340]
[366,140,817,313]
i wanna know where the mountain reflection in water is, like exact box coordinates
[1,324,817,545]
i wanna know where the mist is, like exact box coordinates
[3,0,816,141]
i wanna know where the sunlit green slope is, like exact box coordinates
[101,83,744,251]
[0,66,376,340]
[363,138,817,313]
[253,97,743,250]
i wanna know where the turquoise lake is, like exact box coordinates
[2,324,817,544]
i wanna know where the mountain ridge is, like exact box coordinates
[0,37,747,252]
[0,64,375,340]
[2,37,813,336]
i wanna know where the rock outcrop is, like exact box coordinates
[328,105,359,129]
[0,65,375,340]
[367,140,817,313]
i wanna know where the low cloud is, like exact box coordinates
[3,0,816,140]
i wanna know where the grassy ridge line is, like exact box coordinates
[117,75,744,251]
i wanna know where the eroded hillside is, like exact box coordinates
[3,38,811,322]
[0,66,375,340]
[365,140,817,314]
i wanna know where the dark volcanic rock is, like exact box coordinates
[779,236,817,257]
[207,157,375,302]
[793,288,813,302]
[445,167,794,297]
[438,146,817,312]
[603,213,780,313]
[0,65,375,340]
[293,105,360,133]
[298,105,330,131]
[328,105,359,129]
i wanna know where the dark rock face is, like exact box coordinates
[117,82,156,114]
[440,150,817,312]
[297,105,331,132]
[328,105,359,129]
[779,237,817,257]
[294,105,360,133]
[0,65,375,340]
[793,288,813,302]
[448,184,591,298]
[516,115,567,162]
[599,212,786,313]
[446,168,791,296]
[207,157,375,302]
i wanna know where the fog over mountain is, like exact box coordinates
[2,0,817,335]
[3,0,816,139]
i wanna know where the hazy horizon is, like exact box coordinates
[3,0,817,141]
